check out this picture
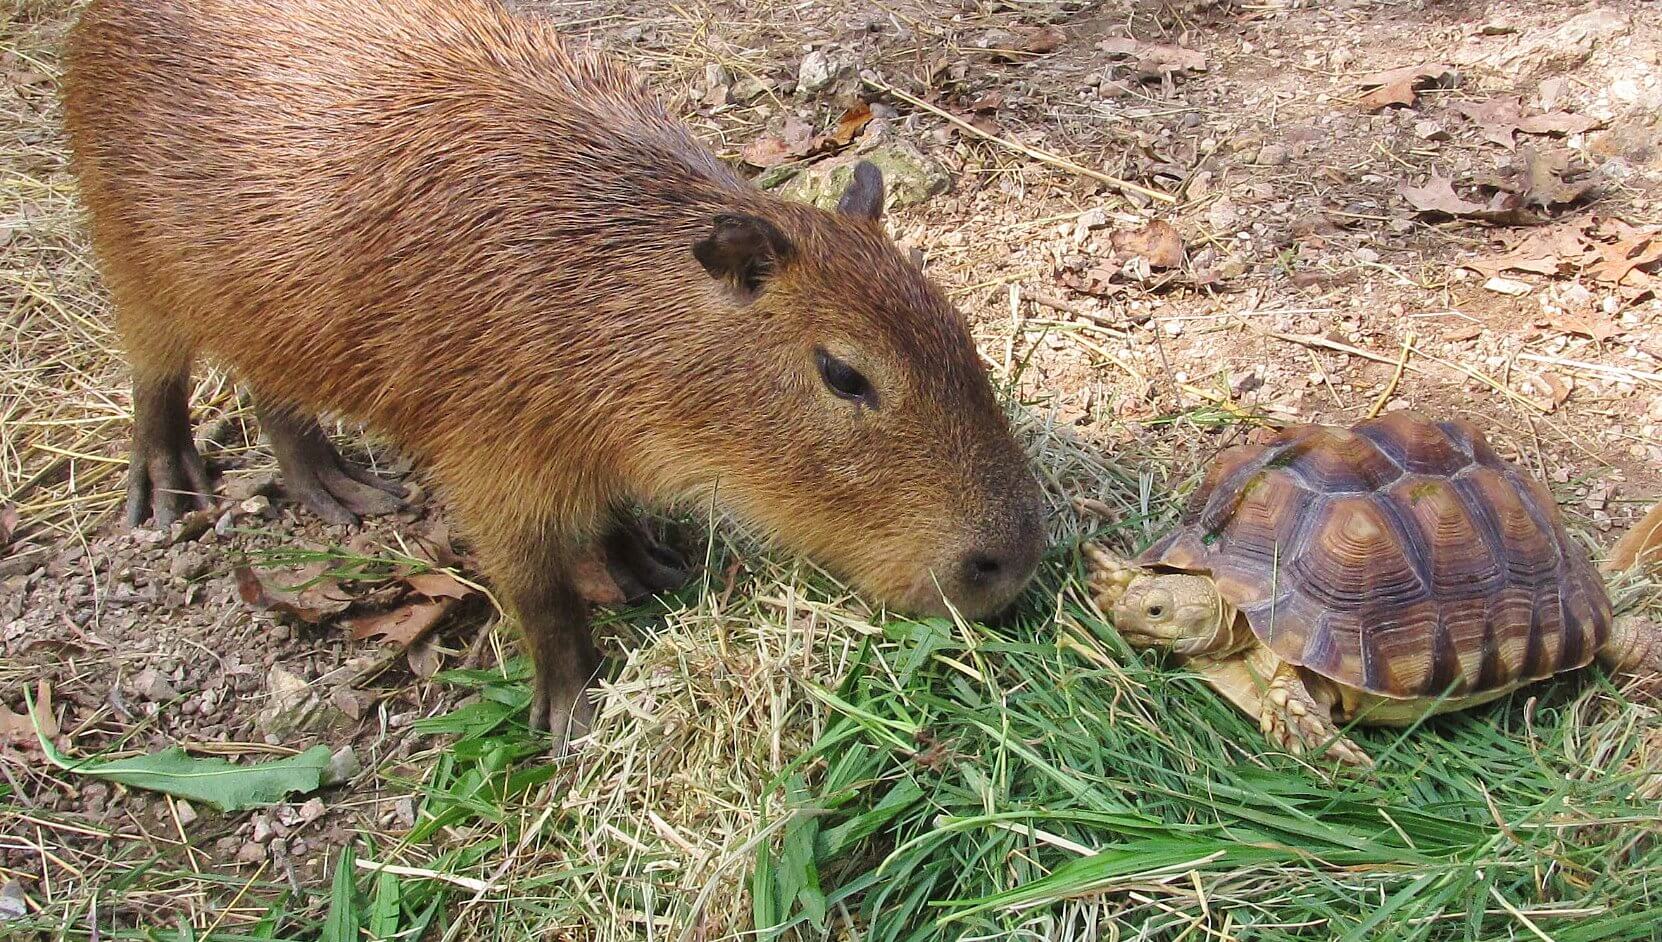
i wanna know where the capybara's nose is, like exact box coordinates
[956,525,1043,616]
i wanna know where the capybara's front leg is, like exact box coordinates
[516,572,601,754]
[127,370,214,528]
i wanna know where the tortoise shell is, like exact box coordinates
[1139,411,1613,699]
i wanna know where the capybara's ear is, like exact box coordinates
[835,160,884,221]
[692,214,795,301]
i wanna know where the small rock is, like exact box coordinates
[1206,198,1241,233]
[0,880,27,921]
[169,549,211,581]
[175,800,199,828]
[224,472,279,503]
[239,495,271,517]
[797,48,854,96]
[1484,276,1532,296]
[1256,144,1288,166]
[299,797,327,824]
[1354,247,1381,264]
[321,746,360,787]
[251,814,279,844]
[131,668,179,702]
[235,841,266,865]
[1414,120,1450,141]
[779,143,950,210]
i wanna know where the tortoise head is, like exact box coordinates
[1084,543,1232,656]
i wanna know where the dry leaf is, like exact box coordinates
[1606,499,1662,574]
[347,597,455,646]
[1022,26,1067,55]
[1518,371,1572,411]
[404,571,474,601]
[0,681,56,747]
[829,102,873,146]
[1357,63,1455,110]
[1515,148,1592,209]
[234,565,353,624]
[1400,173,1535,225]
[1111,219,1185,268]
[741,136,793,168]
[406,636,444,678]
[1550,312,1621,343]
[1590,228,1662,286]
[1453,97,1598,150]
[1095,38,1207,75]
[1464,225,1588,279]
[967,91,1004,113]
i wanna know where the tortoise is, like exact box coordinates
[1084,410,1661,767]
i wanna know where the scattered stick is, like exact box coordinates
[865,79,1176,204]
[1367,332,1415,418]
[1517,353,1662,387]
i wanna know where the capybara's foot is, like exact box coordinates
[531,668,598,756]
[126,373,214,529]
[126,436,214,528]
[257,404,406,526]
[602,516,690,602]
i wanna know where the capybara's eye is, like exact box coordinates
[815,347,876,408]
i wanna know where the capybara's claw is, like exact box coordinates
[126,441,214,529]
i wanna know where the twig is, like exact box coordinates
[865,79,1176,204]
[1368,332,1414,418]
[1517,353,1662,387]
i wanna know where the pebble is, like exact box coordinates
[175,800,198,828]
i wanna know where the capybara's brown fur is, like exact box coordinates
[63,0,1045,750]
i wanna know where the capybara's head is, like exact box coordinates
[657,162,1046,619]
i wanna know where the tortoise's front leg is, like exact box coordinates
[1598,615,1662,697]
[1191,648,1373,768]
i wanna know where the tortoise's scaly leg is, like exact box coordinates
[1190,646,1373,768]
[1598,615,1662,697]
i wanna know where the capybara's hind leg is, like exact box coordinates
[254,400,406,526]
[126,369,214,528]
[601,513,690,602]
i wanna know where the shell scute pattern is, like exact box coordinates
[1141,412,1612,698]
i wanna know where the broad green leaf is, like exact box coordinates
[37,724,331,813]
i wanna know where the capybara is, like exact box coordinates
[62,0,1046,752]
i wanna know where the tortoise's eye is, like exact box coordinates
[816,347,877,408]
[1142,589,1174,621]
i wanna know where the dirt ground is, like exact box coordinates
[3,0,1660,935]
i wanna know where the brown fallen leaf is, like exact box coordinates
[1111,219,1185,269]
[1399,173,1535,225]
[0,681,56,747]
[1515,148,1593,209]
[1022,25,1067,55]
[829,101,873,146]
[967,90,1004,113]
[1095,38,1207,76]
[1590,227,1662,286]
[405,570,475,601]
[1453,97,1600,150]
[406,635,444,678]
[1546,311,1622,343]
[234,565,353,624]
[347,597,456,646]
[1518,371,1572,412]
[740,135,793,168]
[1464,224,1589,279]
[1357,63,1455,110]
[1606,499,1662,574]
